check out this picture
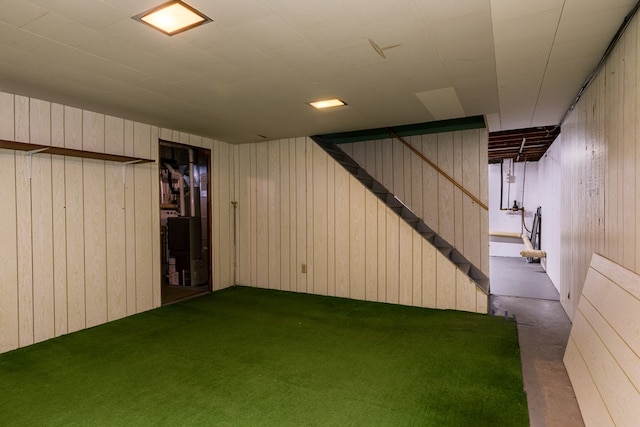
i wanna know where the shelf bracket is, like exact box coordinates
[26,148,49,179]
[122,159,143,184]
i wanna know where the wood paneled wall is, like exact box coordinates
[564,254,640,426]
[235,137,487,313]
[551,15,640,425]
[340,130,489,276]
[0,91,235,354]
[538,15,640,320]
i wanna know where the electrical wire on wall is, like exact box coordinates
[521,160,532,235]
[499,158,516,211]
[499,156,533,236]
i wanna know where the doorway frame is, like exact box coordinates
[158,139,213,304]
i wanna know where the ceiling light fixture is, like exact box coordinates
[309,99,347,109]
[133,1,212,36]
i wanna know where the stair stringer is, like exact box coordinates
[339,132,489,277]
[312,135,489,312]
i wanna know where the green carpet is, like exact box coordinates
[0,286,528,426]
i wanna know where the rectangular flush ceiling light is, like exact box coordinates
[133,0,212,36]
[309,99,347,109]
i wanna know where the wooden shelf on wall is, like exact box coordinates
[0,139,155,164]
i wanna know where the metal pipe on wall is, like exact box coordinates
[507,158,512,209]
[521,159,527,208]
[165,164,185,217]
[500,158,519,211]
[499,159,505,210]
[188,149,196,217]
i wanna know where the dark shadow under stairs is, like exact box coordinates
[311,135,489,294]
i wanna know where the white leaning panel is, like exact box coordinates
[564,253,640,426]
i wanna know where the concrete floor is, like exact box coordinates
[489,257,584,427]
[490,257,561,301]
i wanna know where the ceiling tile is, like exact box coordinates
[485,112,501,131]
[296,15,367,51]
[230,14,306,52]
[490,0,564,23]
[0,22,51,52]
[134,77,213,106]
[416,87,466,120]
[492,8,562,46]
[494,36,555,65]
[0,44,49,69]
[454,74,500,114]
[363,13,429,51]
[323,63,395,96]
[543,55,599,78]
[268,43,339,79]
[498,74,543,97]
[392,60,452,93]
[532,90,577,124]
[200,0,273,28]
[497,79,542,125]
[0,0,48,28]
[561,0,636,19]
[427,11,493,47]
[0,64,55,96]
[415,0,490,23]
[531,111,566,127]
[496,54,548,79]
[28,0,124,30]
[29,43,151,85]
[548,36,610,64]
[555,7,633,43]
[436,37,496,78]
[188,25,253,59]
[268,0,344,27]
[21,11,106,51]
[340,0,416,25]
[187,31,270,73]
[245,58,301,85]
[381,39,441,67]
[160,42,238,77]
[497,112,534,130]
[326,40,381,69]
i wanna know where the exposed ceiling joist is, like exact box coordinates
[488,125,561,163]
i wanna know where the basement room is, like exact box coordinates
[1,1,640,425]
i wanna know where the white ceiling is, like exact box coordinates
[0,0,636,143]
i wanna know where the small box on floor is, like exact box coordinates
[169,272,180,286]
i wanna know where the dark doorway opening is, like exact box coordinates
[159,140,211,304]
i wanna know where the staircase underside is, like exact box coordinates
[311,135,489,294]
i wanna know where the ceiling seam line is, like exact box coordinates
[529,1,566,129]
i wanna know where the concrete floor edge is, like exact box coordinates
[488,256,583,426]
[490,295,584,427]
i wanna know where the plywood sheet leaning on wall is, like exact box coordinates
[564,253,640,426]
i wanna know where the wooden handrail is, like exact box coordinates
[387,130,488,211]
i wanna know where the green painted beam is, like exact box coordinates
[315,116,486,144]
